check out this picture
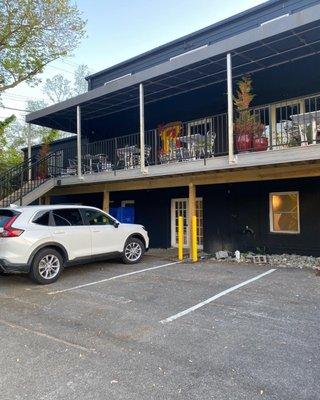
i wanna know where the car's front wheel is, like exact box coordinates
[122,237,145,264]
[29,248,64,284]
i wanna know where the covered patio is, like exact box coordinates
[26,4,320,178]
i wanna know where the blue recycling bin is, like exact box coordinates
[109,206,135,224]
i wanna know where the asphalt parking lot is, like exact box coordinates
[0,253,319,400]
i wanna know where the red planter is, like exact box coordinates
[235,133,252,152]
[253,136,268,152]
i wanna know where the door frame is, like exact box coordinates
[170,197,203,249]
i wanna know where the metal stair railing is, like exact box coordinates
[0,151,63,207]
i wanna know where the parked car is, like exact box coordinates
[0,205,149,284]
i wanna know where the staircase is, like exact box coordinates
[0,151,62,208]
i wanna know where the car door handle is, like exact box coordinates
[92,229,101,233]
[54,230,65,235]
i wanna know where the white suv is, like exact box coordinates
[0,205,149,284]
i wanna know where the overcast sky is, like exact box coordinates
[1,0,267,121]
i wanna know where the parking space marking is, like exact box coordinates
[0,318,95,353]
[160,269,276,324]
[48,261,182,295]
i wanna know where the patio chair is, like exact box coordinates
[66,159,77,175]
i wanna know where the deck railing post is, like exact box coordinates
[76,105,82,179]
[227,53,236,164]
[139,83,148,173]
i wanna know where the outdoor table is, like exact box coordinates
[116,145,140,169]
[179,134,204,158]
[290,111,320,144]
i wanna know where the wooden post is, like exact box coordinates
[103,190,110,213]
[188,183,196,260]
[40,195,50,205]
[178,216,184,261]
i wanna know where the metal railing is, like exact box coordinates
[57,114,228,174]
[234,93,320,153]
[21,93,320,181]
[0,151,63,207]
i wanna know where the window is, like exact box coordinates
[52,209,83,226]
[33,211,51,226]
[0,210,17,227]
[269,192,300,233]
[84,209,113,226]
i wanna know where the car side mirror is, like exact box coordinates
[114,221,120,228]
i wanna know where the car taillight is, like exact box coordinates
[0,215,24,238]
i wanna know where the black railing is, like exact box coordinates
[57,114,228,175]
[0,151,63,207]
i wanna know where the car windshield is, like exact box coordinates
[0,210,15,227]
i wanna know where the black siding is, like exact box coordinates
[50,176,320,256]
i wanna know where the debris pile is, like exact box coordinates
[267,253,320,271]
[212,250,320,271]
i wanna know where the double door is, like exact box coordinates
[171,198,203,249]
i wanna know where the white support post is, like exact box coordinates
[27,123,32,181]
[139,83,147,174]
[76,105,82,179]
[227,53,235,164]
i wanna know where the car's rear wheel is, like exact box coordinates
[122,237,145,264]
[29,248,64,284]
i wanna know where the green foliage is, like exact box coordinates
[0,0,86,93]
[0,114,21,173]
[0,114,15,148]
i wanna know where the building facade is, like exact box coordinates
[6,0,320,257]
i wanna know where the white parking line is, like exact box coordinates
[48,261,182,295]
[160,269,276,324]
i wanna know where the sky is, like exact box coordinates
[1,0,267,122]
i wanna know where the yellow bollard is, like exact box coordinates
[192,215,198,262]
[178,216,184,261]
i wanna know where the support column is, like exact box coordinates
[40,195,50,205]
[103,190,110,213]
[76,105,82,179]
[227,53,235,164]
[27,123,32,181]
[188,183,196,260]
[139,83,147,174]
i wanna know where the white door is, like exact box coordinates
[82,208,123,254]
[50,208,92,260]
[171,198,203,249]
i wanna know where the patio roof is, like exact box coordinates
[26,3,320,132]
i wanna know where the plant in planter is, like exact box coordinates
[252,120,268,152]
[233,75,267,152]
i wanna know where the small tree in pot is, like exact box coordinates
[234,76,267,152]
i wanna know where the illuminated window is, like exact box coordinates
[269,192,300,234]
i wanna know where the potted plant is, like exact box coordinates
[252,121,268,151]
[234,76,267,152]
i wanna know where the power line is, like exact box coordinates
[0,105,29,113]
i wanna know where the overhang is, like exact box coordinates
[26,3,320,132]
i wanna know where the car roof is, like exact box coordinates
[1,205,100,212]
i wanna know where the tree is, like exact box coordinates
[0,0,86,93]
[43,74,72,103]
[73,64,90,96]
[43,64,90,103]
[0,114,21,172]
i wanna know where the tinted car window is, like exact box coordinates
[0,210,16,227]
[84,209,113,226]
[52,209,83,226]
[33,211,51,226]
